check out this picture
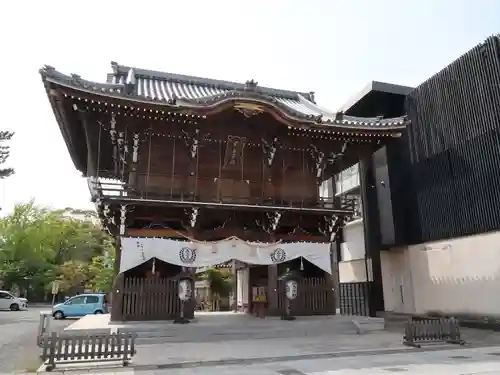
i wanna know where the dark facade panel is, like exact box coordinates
[403,35,500,243]
[372,147,396,247]
[385,133,421,245]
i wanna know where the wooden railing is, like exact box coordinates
[403,317,465,348]
[87,172,359,211]
[40,332,137,371]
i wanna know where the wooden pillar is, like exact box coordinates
[110,236,123,321]
[110,273,124,321]
[267,264,278,316]
[329,175,340,313]
[232,260,237,312]
[247,266,253,314]
[113,236,122,278]
[330,241,340,314]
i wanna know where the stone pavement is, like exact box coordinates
[131,333,411,366]
[0,308,70,374]
[34,312,500,374]
[28,345,500,374]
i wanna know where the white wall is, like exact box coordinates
[341,219,365,261]
[339,218,372,282]
[339,258,373,283]
[335,164,360,196]
[236,268,249,310]
[381,230,500,316]
[380,249,415,314]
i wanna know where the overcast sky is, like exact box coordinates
[0,0,498,214]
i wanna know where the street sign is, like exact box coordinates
[51,281,60,295]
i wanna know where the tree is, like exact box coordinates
[0,131,14,179]
[200,267,232,311]
[0,201,114,298]
[0,201,62,290]
[56,260,88,292]
[86,246,115,293]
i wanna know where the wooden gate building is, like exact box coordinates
[40,62,409,321]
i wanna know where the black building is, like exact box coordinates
[338,35,500,318]
[336,81,413,316]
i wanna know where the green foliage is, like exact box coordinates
[201,267,232,300]
[86,246,115,293]
[0,201,115,297]
[0,130,14,179]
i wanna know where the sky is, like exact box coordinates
[0,0,498,215]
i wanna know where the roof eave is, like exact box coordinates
[41,67,409,132]
[338,81,414,113]
[40,74,86,173]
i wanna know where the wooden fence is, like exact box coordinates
[40,331,137,372]
[403,317,465,348]
[277,277,334,316]
[118,277,195,321]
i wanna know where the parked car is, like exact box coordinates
[0,290,28,311]
[52,293,108,319]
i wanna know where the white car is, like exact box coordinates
[0,290,28,311]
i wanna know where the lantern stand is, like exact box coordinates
[174,273,193,324]
[278,268,301,321]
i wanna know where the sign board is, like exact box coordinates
[51,281,60,295]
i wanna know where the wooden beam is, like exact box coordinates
[133,216,183,222]
[103,196,352,215]
[126,228,188,238]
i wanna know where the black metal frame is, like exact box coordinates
[339,282,371,316]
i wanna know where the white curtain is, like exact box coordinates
[120,237,332,274]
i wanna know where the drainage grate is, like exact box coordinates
[449,355,471,359]
[276,370,307,375]
[383,368,408,372]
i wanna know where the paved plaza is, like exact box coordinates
[4,311,500,374]
[20,345,500,374]
[0,306,70,374]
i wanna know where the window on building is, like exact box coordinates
[319,178,332,203]
[335,164,360,195]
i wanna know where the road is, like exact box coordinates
[0,306,71,373]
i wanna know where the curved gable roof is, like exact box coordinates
[40,62,409,130]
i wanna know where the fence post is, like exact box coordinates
[47,332,58,371]
[403,318,414,347]
[122,333,130,366]
[129,332,136,358]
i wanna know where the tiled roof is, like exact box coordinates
[40,62,409,130]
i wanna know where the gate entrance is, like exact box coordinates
[40,62,409,322]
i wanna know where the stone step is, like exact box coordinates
[112,320,357,342]
[351,317,385,334]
